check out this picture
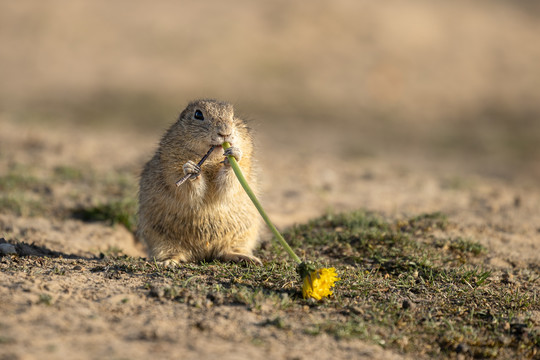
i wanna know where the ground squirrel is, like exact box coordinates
[137,99,262,265]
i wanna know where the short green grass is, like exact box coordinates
[0,194,45,217]
[0,164,138,230]
[277,211,538,358]
[79,211,539,359]
[0,169,49,216]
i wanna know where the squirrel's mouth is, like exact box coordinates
[211,135,234,147]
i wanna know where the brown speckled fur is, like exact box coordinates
[137,99,261,265]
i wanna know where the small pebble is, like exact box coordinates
[402,299,415,310]
[455,343,470,354]
[0,243,17,255]
[502,272,514,284]
[148,285,165,299]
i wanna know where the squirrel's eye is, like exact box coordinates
[194,110,204,120]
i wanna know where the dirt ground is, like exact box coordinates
[1,1,540,359]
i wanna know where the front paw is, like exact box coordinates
[223,146,242,165]
[182,160,201,180]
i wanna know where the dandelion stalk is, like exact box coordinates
[222,142,301,264]
[222,141,340,300]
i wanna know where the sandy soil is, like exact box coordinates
[1,1,539,359]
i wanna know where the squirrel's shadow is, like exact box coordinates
[0,237,98,260]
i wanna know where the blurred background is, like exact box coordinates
[1,0,540,184]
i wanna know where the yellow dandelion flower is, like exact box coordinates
[301,267,340,300]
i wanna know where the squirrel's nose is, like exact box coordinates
[217,125,232,138]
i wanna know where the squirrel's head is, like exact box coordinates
[177,99,237,148]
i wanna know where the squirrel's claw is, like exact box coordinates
[183,160,201,180]
[223,146,242,165]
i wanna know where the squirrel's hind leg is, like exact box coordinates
[219,252,262,266]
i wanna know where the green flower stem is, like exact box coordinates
[222,142,302,264]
